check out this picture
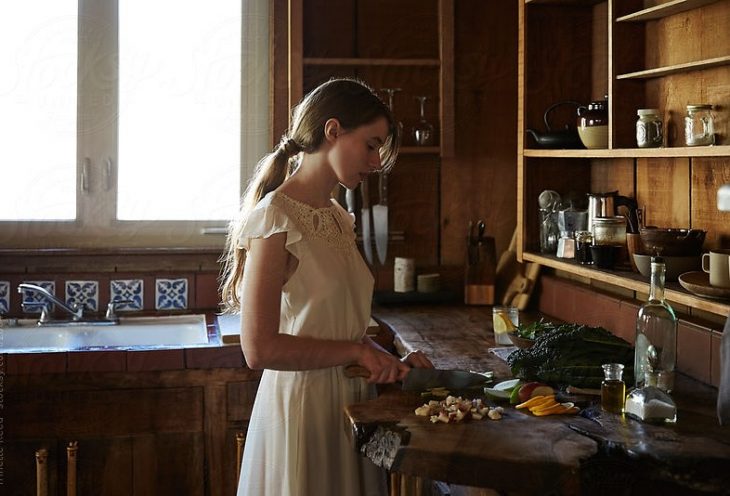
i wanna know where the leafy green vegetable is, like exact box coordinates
[507,322,634,388]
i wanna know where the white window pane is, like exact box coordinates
[0,2,77,220]
[118,0,241,221]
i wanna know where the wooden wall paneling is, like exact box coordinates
[523,5,595,147]
[440,0,517,265]
[288,0,303,112]
[356,0,439,58]
[386,157,440,266]
[591,1,609,101]
[610,1,647,148]
[524,158,592,252]
[590,158,635,198]
[691,157,730,249]
[302,0,356,57]
[636,157,691,228]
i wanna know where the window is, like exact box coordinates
[0,0,270,247]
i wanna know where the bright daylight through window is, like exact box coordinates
[1,0,243,225]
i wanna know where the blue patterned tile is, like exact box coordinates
[156,278,188,310]
[21,280,56,313]
[65,280,99,312]
[110,279,144,311]
[0,281,9,314]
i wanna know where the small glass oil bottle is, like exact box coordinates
[601,363,626,414]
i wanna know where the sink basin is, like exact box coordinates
[0,314,210,353]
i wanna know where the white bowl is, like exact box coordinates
[578,125,608,149]
[632,254,701,281]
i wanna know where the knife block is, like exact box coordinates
[465,237,496,305]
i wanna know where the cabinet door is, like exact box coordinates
[132,432,205,495]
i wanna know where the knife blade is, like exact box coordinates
[360,178,373,264]
[344,365,492,391]
[373,172,388,265]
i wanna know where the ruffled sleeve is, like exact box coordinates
[237,194,303,257]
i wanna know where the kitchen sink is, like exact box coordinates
[0,314,210,353]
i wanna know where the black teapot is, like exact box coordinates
[526,101,584,149]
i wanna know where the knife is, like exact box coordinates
[344,365,492,391]
[360,178,374,264]
[373,172,388,265]
[345,186,356,218]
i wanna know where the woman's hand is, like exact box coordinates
[401,350,434,369]
[357,344,410,384]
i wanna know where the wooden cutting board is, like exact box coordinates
[495,228,541,310]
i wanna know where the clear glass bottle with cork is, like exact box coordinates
[634,257,677,393]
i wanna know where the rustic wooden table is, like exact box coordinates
[345,304,730,495]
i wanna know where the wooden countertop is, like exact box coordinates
[345,304,730,495]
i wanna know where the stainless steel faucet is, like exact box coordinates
[18,283,84,322]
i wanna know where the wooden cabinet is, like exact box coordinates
[518,0,730,317]
[282,0,454,268]
[6,369,259,496]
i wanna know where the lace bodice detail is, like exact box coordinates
[272,193,354,250]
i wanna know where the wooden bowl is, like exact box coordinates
[508,333,535,349]
[639,228,706,256]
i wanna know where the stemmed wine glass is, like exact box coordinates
[380,88,403,133]
[412,95,434,146]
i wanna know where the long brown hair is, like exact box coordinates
[219,78,400,312]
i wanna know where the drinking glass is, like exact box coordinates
[380,88,404,145]
[412,95,434,146]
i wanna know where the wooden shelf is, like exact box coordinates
[303,57,440,67]
[523,145,730,158]
[616,0,722,22]
[617,55,730,80]
[523,252,730,316]
[525,0,604,5]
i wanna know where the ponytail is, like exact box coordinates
[219,137,301,312]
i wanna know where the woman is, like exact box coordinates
[220,78,433,496]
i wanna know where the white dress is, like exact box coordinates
[237,191,387,496]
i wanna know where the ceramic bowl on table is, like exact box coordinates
[638,227,705,256]
[632,254,701,281]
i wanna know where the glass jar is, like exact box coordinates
[684,104,715,146]
[601,363,626,414]
[636,108,663,148]
[575,230,593,264]
[592,216,627,246]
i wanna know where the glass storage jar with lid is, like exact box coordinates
[684,104,715,146]
[636,109,663,148]
[592,216,627,246]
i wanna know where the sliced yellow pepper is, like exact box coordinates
[515,394,555,410]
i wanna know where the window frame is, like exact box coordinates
[0,0,270,249]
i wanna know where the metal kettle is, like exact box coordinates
[587,192,639,233]
[526,101,584,149]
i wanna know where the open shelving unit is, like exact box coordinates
[518,0,730,317]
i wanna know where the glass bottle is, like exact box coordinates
[601,363,626,414]
[634,257,677,392]
[574,230,593,264]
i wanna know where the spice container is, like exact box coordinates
[592,216,627,246]
[684,104,715,146]
[601,363,626,414]
[575,230,593,264]
[636,109,663,148]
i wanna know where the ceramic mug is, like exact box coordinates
[701,249,730,288]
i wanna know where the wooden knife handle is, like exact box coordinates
[344,364,370,378]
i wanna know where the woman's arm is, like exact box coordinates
[240,232,409,383]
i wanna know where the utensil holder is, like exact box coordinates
[465,237,496,305]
